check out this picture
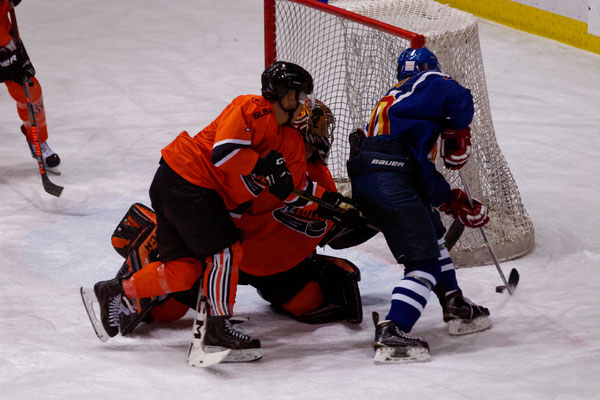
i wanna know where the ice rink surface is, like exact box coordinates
[1,1,599,399]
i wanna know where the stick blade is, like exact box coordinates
[59,186,89,203]
[41,175,88,203]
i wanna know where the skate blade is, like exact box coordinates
[80,287,110,342]
[187,344,231,368]
[448,316,492,336]
[204,346,263,363]
[373,346,431,364]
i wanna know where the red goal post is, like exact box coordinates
[264,0,534,267]
[265,0,425,66]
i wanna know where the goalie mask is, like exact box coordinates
[292,99,335,164]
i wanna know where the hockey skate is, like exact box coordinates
[440,290,492,336]
[22,125,61,175]
[203,314,262,363]
[372,312,430,363]
[80,278,135,342]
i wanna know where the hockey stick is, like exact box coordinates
[292,188,378,230]
[444,219,464,252]
[187,294,231,368]
[292,188,465,250]
[22,79,88,202]
[458,171,519,294]
[9,5,88,202]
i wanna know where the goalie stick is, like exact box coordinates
[9,4,88,203]
[458,171,519,295]
[187,295,231,368]
[291,188,465,251]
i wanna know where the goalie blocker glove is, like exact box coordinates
[438,188,489,229]
[252,150,294,201]
[440,127,472,170]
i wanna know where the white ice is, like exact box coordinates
[1,1,600,399]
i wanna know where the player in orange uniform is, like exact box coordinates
[162,100,364,326]
[82,99,365,366]
[226,100,362,323]
[1,0,60,170]
[82,62,341,362]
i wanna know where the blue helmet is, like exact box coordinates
[396,47,440,81]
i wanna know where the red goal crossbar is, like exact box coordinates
[264,0,425,67]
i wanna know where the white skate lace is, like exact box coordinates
[391,323,422,341]
[225,319,252,341]
[108,296,122,327]
[108,295,135,327]
[379,320,422,341]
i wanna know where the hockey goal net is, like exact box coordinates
[264,0,534,267]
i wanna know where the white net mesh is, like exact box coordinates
[269,0,534,266]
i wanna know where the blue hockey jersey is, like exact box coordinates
[363,70,474,207]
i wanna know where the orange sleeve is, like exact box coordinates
[0,1,13,47]
[235,160,340,276]
[210,102,260,176]
[307,162,337,192]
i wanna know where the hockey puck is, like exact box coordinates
[495,285,506,293]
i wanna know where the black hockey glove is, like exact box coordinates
[252,150,294,201]
[315,191,363,227]
[348,128,366,157]
[317,191,346,211]
[0,38,35,83]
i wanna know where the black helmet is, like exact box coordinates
[261,61,314,102]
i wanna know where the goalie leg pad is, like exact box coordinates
[114,224,165,336]
[111,203,157,258]
[315,255,363,324]
[282,255,363,325]
[249,255,362,324]
[283,254,362,324]
[281,281,324,317]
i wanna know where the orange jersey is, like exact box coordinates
[161,95,312,210]
[1,1,13,46]
[235,161,337,277]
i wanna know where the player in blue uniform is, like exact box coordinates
[348,47,492,363]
